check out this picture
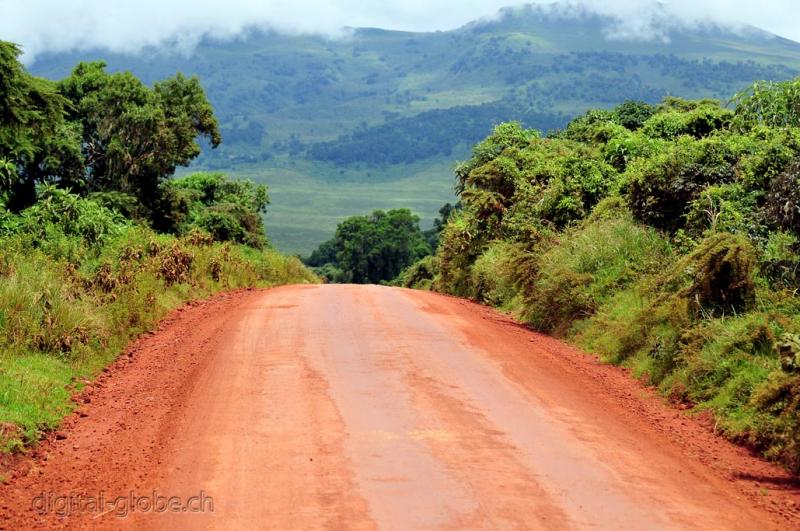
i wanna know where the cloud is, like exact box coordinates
[0,1,797,63]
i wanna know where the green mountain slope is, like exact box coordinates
[28,4,800,254]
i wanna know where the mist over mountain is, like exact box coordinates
[26,3,800,253]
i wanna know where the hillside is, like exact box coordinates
[28,4,800,253]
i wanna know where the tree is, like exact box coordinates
[0,42,82,210]
[57,62,221,216]
[0,42,222,221]
[307,209,431,284]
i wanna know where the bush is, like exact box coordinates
[765,157,800,234]
[760,232,800,287]
[680,233,757,316]
[642,102,733,140]
[398,255,439,290]
[626,136,737,232]
[685,184,761,237]
[524,212,671,334]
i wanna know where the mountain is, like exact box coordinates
[27,4,800,254]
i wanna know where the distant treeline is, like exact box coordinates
[305,100,569,166]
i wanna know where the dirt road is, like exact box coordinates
[1,285,799,529]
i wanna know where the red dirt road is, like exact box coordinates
[1,285,799,529]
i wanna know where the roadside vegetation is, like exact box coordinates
[0,42,316,452]
[305,209,431,284]
[400,80,800,472]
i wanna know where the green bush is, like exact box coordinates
[525,211,671,334]
[625,136,738,232]
[642,101,733,139]
[398,255,439,290]
[765,157,800,234]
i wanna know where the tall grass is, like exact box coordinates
[0,226,317,452]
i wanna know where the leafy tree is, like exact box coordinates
[307,209,431,284]
[612,100,656,130]
[0,42,82,210]
[56,62,221,216]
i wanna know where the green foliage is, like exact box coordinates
[470,241,526,309]
[161,172,270,248]
[398,255,439,290]
[733,78,800,129]
[0,42,82,211]
[676,232,757,316]
[760,232,800,287]
[307,209,431,284]
[625,136,738,232]
[685,184,760,237]
[765,157,800,234]
[642,99,733,139]
[455,122,539,191]
[525,213,672,334]
[0,43,220,226]
[612,100,656,130]
[422,86,800,470]
[424,202,461,250]
[0,186,127,262]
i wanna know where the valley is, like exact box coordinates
[28,5,800,253]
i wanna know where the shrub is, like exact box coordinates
[642,104,733,140]
[760,232,800,287]
[765,157,800,234]
[685,183,761,237]
[681,233,757,315]
[523,212,671,335]
[626,136,738,232]
[398,255,439,290]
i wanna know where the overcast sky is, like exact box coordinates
[1,0,798,62]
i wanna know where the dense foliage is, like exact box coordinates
[403,81,800,471]
[307,209,431,284]
[0,42,316,453]
[158,172,269,248]
[0,42,221,225]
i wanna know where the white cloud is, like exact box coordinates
[0,0,797,62]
